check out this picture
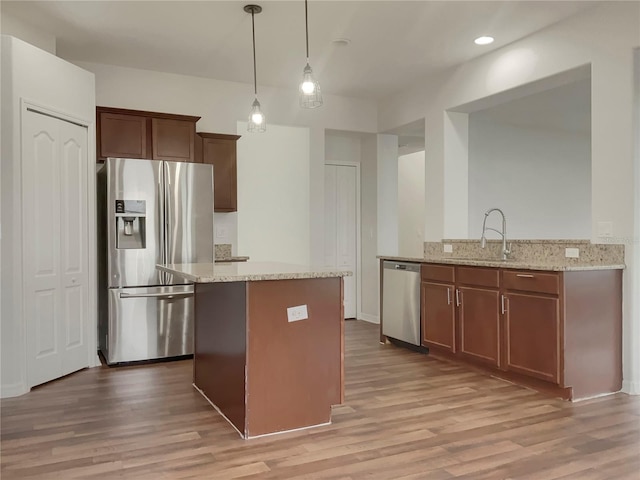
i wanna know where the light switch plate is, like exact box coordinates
[565,247,580,258]
[287,305,308,322]
[443,244,453,253]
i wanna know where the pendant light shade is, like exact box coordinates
[245,4,266,132]
[299,0,323,108]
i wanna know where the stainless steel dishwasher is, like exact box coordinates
[382,261,421,346]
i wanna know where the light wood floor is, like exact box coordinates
[2,320,639,479]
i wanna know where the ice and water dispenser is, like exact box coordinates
[115,200,146,249]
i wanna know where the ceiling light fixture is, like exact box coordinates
[299,0,323,108]
[245,4,265,132]
[474,36,494,45]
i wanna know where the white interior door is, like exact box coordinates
[23,109,89,388]
[324,164,357,319]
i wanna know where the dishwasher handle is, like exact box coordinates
[383,261,420,273]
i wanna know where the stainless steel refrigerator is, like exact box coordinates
[97,157,214,364]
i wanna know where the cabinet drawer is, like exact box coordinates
[456,266,499,288]
[421,264,454,283]
[503,270,560,295]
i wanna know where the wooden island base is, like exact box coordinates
[194,277,344,439]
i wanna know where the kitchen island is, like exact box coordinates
[157,262,351,439]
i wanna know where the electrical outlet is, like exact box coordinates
[443,244,453,253]
[597,221,613,238]
[565,247,580,258]
[287,305,308,322]
[215,226,229,239]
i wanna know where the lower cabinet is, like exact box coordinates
[419,263,622,400]
[458,286,501,368]
[504,292,560,384]
[421,282,456,352]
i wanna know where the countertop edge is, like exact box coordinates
[157,264,352,283]
[377,255,625,271]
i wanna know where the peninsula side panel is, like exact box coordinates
[246,277,342,438]
[194,282,247,434]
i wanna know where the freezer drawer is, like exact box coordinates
[104,285,194,364]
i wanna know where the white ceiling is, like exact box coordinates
[2,1,599,100]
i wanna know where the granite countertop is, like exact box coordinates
[158,261,353,283]
[378,255,625,271]
[214,256,250,263]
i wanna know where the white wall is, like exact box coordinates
[325,130,381,323]
[398,151,425,257]
[468,119,591,239]
[0,11,56,54]
[236,121,310,265]
[326,132,362,163]
[443,112,469,239]
[378,2,640,393]
[376,134,399,256]
[1,36,96,398]
[360,134,379,322]
[631,49,640,395]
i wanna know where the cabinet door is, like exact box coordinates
[152,118,196,163]
[421,282,455,352]
[98,112,148,161]
[504,292,560,384]
[201,136,238,212]
[458,287,500,367]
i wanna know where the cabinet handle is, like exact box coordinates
[516,274,534,278]
[501,295,507,314]
[456,289,461,307]
[447,288,451,305]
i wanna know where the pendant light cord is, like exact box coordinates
[305,0,309,61]
[251,9,258,96]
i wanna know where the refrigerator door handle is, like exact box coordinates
[119,292,193,300]
[162,162,176,283]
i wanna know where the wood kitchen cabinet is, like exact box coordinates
[504,291,560,384]
[196,132,241,212]
[414,263,622,400]
[456,266,501,368]
[97,107,200,162]
[421,265,456,352]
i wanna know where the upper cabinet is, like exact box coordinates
[96,107,200,163]
[196,132,241,212]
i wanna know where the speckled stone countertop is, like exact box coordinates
[378,255,625,271]
[158,262,353,283]
[214,256,250,263]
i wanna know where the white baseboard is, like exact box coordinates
[1,382,28,399]
[622,379,640,395]
[358,313,379,324]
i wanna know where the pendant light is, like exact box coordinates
[245,4,266,132]
[299,0,323,108]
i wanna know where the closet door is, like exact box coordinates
[22,109,89,388]
[324,165,357,319]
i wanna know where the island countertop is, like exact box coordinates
[157,261,353,283]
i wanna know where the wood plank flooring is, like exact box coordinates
[2,320,639,479]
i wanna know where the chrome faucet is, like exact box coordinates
[480,208,511,260]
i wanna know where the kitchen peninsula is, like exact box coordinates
[379,239,625,401]
[157,262,351,439]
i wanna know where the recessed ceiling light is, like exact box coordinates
[332,38,351,47]
[474,36,494,45]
